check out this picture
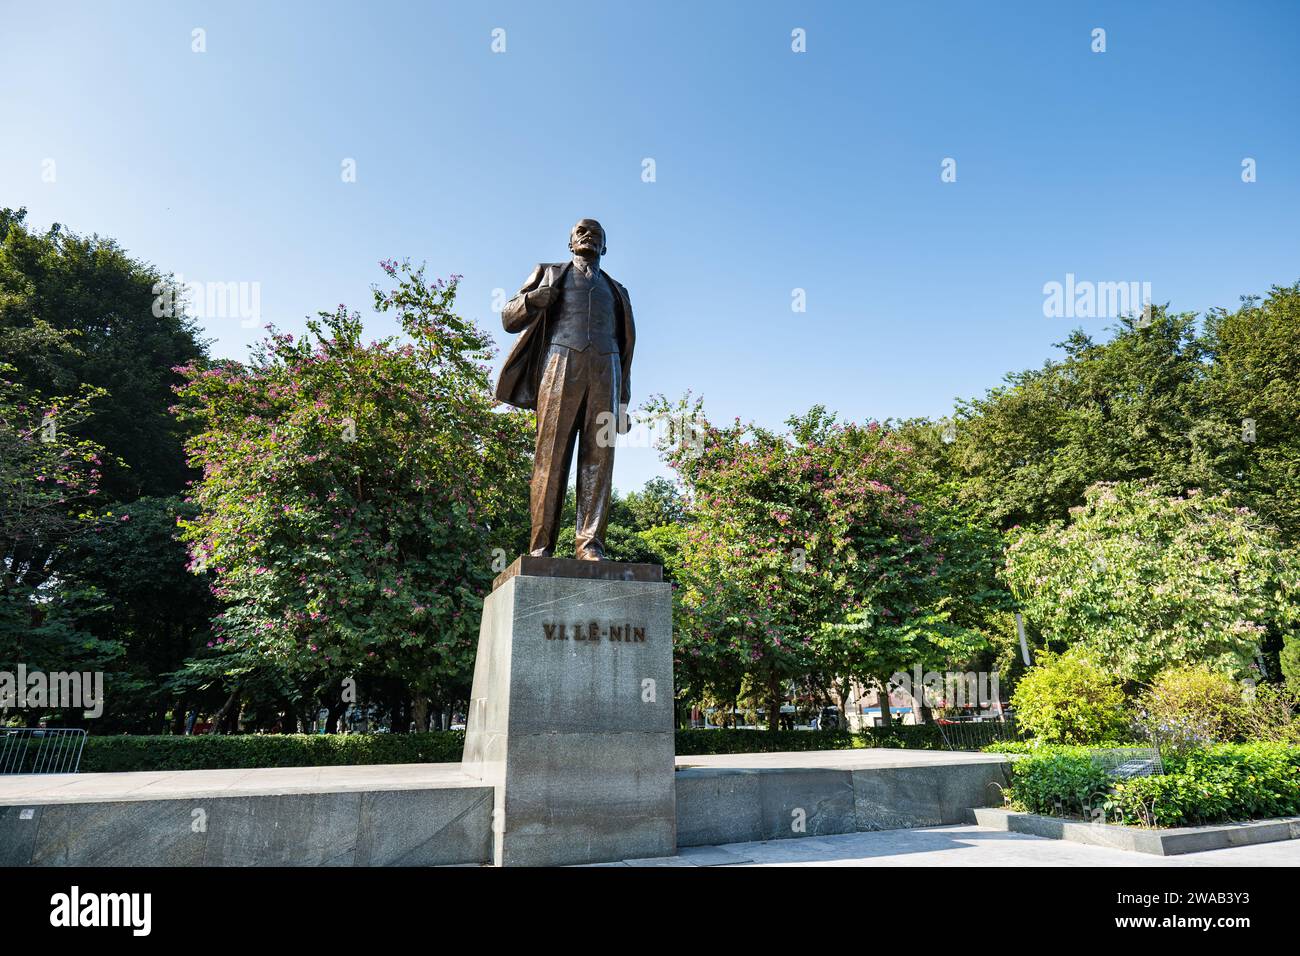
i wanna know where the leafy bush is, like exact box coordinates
[1136,664,1247,752]
[1110,743,1300,827]
[1004,742,1300,827]
[1010,648,1129,745]
[982,740,1037,755]
[1240,683,1300,746]
[1004,748,1112,817]
[1282,633,1300,694]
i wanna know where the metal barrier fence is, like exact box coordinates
[1089,746,1164,779]
[0,728,86,774]
[934,718,1023,751]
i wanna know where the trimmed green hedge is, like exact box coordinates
[80,732,465,773]
[675,729,863,754]
[75,723,1017,772]
[1003,743,1300,828]
[675,725,955,754]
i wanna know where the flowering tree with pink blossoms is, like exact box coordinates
[173,261,532,729]
[651,399,998,730]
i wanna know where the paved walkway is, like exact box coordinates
[611,825,1300,866]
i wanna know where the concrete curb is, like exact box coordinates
[970,806,1300,856]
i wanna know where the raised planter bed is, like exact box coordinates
[970,806,1300,856]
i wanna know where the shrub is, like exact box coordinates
[1004,748,1112,817]
[1282,633,1300,694]
[982,740,1037,755]
[1110,743,1300,827]
[1010,648,1129,745]
[1136,664,1247,752]
[1240,683,1300,746]
[1004,742,1300,828]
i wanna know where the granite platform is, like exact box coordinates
[0,750,1010,866]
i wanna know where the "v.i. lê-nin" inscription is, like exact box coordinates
[543,622,646,643]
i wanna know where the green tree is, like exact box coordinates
[1203,282,1300,540]
[1004,480,1300,682]
[623,477,686,529]
[0,207,206,500]
[655,399,995,730]
[552,479,687,570]
[0,325,122,723]
[0,211,212,732]
[58,496,218,733]
[947,308,1215,531]
[173,260,532,730]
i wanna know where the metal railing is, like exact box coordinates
[1089,746,1164,779]
[0,728,86,774]
[934,717,1023,751]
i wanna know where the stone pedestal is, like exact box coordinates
[462,557,676,866]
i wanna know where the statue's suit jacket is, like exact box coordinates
[496,261,635,433]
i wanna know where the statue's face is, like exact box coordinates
[569,219,606,258]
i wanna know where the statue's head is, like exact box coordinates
[568,219,607,258]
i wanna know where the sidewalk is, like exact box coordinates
[608,824,1300,866]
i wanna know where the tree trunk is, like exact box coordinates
[833,677,850,730]
[411,695,429,734]
[767,676,782,733]
[210,689,239,735]
[877,679,893,729]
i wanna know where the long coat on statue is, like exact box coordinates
[495,261,635,433]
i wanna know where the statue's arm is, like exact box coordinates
[502,264,550,333]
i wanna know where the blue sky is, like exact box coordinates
[4,0,1298,492]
